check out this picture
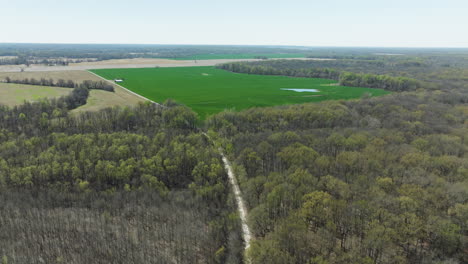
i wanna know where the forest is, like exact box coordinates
[0,51,467,264]
[206,55,468,263]
[0,100,243,263]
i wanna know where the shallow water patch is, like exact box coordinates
[281,88,319,92]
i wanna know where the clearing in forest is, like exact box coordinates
[0,71,145,111]
[91,66,390,118]
[0,83,71,107]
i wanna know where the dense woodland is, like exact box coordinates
[0,50,467,263]
[206,55,468,263]
[0,101,243,263]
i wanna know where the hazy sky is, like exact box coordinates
[1,0,467,47]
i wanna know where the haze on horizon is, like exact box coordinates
[1,0,467,48]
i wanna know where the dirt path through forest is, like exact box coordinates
[220,152,252,249]
[200,133,252,261]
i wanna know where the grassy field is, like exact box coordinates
[171,53,307,60]
[0,83,71,107]
[0,71,144,111]
[91,66,390,118]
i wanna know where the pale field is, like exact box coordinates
[0,56,18,59]
[0,58,334,72]
[68,58,190,66]
[0,70,105,82]
[0,83,71,107]
[0,70,145,111]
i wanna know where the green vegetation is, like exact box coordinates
[171,53,307,60]
[0,70,145,110]
[0,102,243,263]
[1,48,467,264]
[91,66,389,118]
[219,62,421,92]
[205,54,468,264]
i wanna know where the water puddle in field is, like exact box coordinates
[281,88,319,92]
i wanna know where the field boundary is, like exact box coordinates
[87,70,160,105]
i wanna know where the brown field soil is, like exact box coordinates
[0,58,333,72]
[0,83,71,107]
[0,71,145,111]
[0,70,106,82]
[0,56,18,59]
[69,58,190,66]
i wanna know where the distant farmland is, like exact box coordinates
[171,53,308,60]
[91,66,390,118]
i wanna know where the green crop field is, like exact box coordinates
[170,53,307,60]
[90,66,390,118]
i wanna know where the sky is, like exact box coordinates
[1,0,467,47]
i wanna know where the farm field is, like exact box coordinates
[91,66,391,118]
[171,53,307,60]
[0,82,71,107]
[0,70,145,111]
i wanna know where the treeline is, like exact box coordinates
[0,56,29,65]
[0,99,198,138]
[206,64,468,263]
[217,62,421,92]
[4,77,115,92]
[0,56,94,66]
[339,71,420,91]
[217,55,468,91]
[0,43,310,61]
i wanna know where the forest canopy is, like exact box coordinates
[207,54,468,263]
[0,50,467,264]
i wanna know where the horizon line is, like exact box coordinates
[1,42,467,49]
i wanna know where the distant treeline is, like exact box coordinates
[0,57,95,66]
[0,43,311,62]
[217,62,421,92]
[4,77,115,92]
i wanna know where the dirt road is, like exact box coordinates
[220,152,252,250]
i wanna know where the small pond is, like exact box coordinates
[281,88,319,92]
